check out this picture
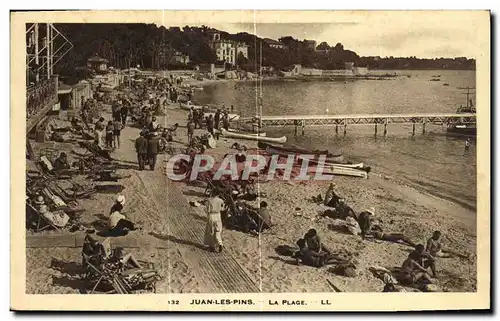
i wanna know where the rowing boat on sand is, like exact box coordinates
[220,129,286,144]
[258,141,344,163]
[217,129,267,137]
[324,165,368,178]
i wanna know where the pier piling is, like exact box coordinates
[374,123,378,136]
[422,121,426,135]
[383,122,387,137]
[335,124,338,134]
[301,120,305,136]
[343,123,347,136]
[412,122,416,136]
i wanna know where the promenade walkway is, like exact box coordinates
[110,125,259,293]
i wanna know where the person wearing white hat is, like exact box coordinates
[33,195,70,228]
[110,194,126,214]
[108,210,137,237]
[108,194,139,236]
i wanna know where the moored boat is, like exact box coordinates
[223,129,267,137]
[447,87,476,136]
[220,129,286,144]
[257,141,344,163]
[325,166,368,179]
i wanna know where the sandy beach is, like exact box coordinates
[25,87,477,294]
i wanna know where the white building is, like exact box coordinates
[207,31,249,65]
[263,38,288,50]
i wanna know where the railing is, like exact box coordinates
[26,76,58,119]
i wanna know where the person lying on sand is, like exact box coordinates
[294,239,338,268]
[304,229,333,255]
[365,223,417,247]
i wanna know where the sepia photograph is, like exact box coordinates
[11,10,490,311]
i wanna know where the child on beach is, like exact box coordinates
[113,119,124,149]
[105,121,114,148]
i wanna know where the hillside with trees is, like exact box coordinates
[53,23,475,82]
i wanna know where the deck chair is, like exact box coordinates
[41,187,86,217]
[36,155,74,180]
[26,202,61,232]
[81,235,113,293]
[47,180,95,203]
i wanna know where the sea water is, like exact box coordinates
[193,70,477,209]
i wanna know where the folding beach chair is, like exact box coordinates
[35,151,74,180]
[26,202,61,232]
[46,180,95,203]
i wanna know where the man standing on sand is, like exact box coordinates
[204,192,225,253]
[214,109,221,130]
[147,131,160,170]
[193,109,199,129]
[113,119,124,149]
[222,114,230,131]
[187,119,195,145]
[135,131,148,170]
[120,102,129,126]
[207,114,214,135]
[464,137,471,156]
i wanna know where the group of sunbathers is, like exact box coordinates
[296,183,453,290]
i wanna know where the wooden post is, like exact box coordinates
[383,120,387,137]
[412,122,416,136]
[301,120,305,136]
[343,122,347,136]
[294,120,298,136]
[422,121,426,135]
[335,124,338,134]
[294,124,297,136]
[374,123,378,136]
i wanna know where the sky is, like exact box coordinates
[165,11,484,59]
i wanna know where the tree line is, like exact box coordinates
[53,23,475,83]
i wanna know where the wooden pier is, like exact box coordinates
[242,113,476,136]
